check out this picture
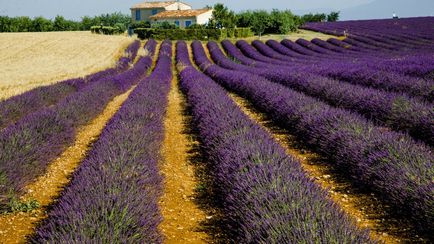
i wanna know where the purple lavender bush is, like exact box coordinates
[192,40,434,234]
[30,41,172,243]
[213,41,434,146]
[0,41,156,208]
[176,40,373,243]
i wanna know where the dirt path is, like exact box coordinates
[158,46,208,244]
[0,85,137,244]
[227,92,423,243]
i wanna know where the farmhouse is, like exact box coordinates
[131,1,213,28]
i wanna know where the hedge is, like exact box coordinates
[134,27,253,40]
[91,26,123,35]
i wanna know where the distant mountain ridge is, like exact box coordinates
[340,0,434,20]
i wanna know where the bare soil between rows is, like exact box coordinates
[158,50,209,243]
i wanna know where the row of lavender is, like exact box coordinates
[0,41,141,131]
[0,40,155,208]
[31,41,172,242]
[213,40,434,146]
[176,41,372,242]
[300,18,434,80]
[303,17,434,42]
[192,41,433,234]
[252,39,434,99]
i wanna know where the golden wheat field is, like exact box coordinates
[0,31,134,100]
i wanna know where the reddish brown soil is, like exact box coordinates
[158,46,209,243]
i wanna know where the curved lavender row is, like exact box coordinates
[360,34,419,50]
[311,38,353,53]
[177,41,372,243]
[236,40,434,102]
[303,17,434,41]
[303,18,434,54]
[280,39,322,56]
[0,40,144,131]
[210,41,434,146]
[31,41,171,243]
[295,38,338,55]
[256,40,362,64]
[193,41,434,234]
[251,40,312,64]
[343,37,383,51]
[327,38,363,52]
[0,42,156,206]
[269,38,433,76]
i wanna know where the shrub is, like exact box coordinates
[134,27,252,40]
[91,25,123,35]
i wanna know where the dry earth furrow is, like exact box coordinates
[158,45,208,244]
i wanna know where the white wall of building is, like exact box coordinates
[196,10,213,25]
[165,2,192,10]
[152,18,196,28]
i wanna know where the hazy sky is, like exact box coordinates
[0,0,432,20]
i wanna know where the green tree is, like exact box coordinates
[327,11,340,22]
[53,15,68,31]
[236,11,254,28]
[80,16,97,30]
[210,3,236,29]
[0,16,13,32]
[250,10,270,37]
[269,9,297,34]
[16,16,33,32]
[97,12,130,30]
[301,13,327,23]
[32,16,53,32]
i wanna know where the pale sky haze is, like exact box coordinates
[0,0,432,20]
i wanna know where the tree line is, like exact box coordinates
[133,4,340,36]
[0,4,339,35]
[0,12,130,32]
[210,4,339,36]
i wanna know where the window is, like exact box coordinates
[135,10,141,21]
[151,9,158,15]
[174,20,180,27]
[185,20,192,27]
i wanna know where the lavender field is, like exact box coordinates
[0,17,433,243]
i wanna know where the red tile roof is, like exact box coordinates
[149,9,212,19]
[131,1,190,9]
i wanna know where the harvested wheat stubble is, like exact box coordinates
[0,32,134,100]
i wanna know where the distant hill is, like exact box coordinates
[340,0,434,20]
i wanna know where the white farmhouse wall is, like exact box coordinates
[196,10,213,25]
[153,18,196,28]
[165,2,192,10]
